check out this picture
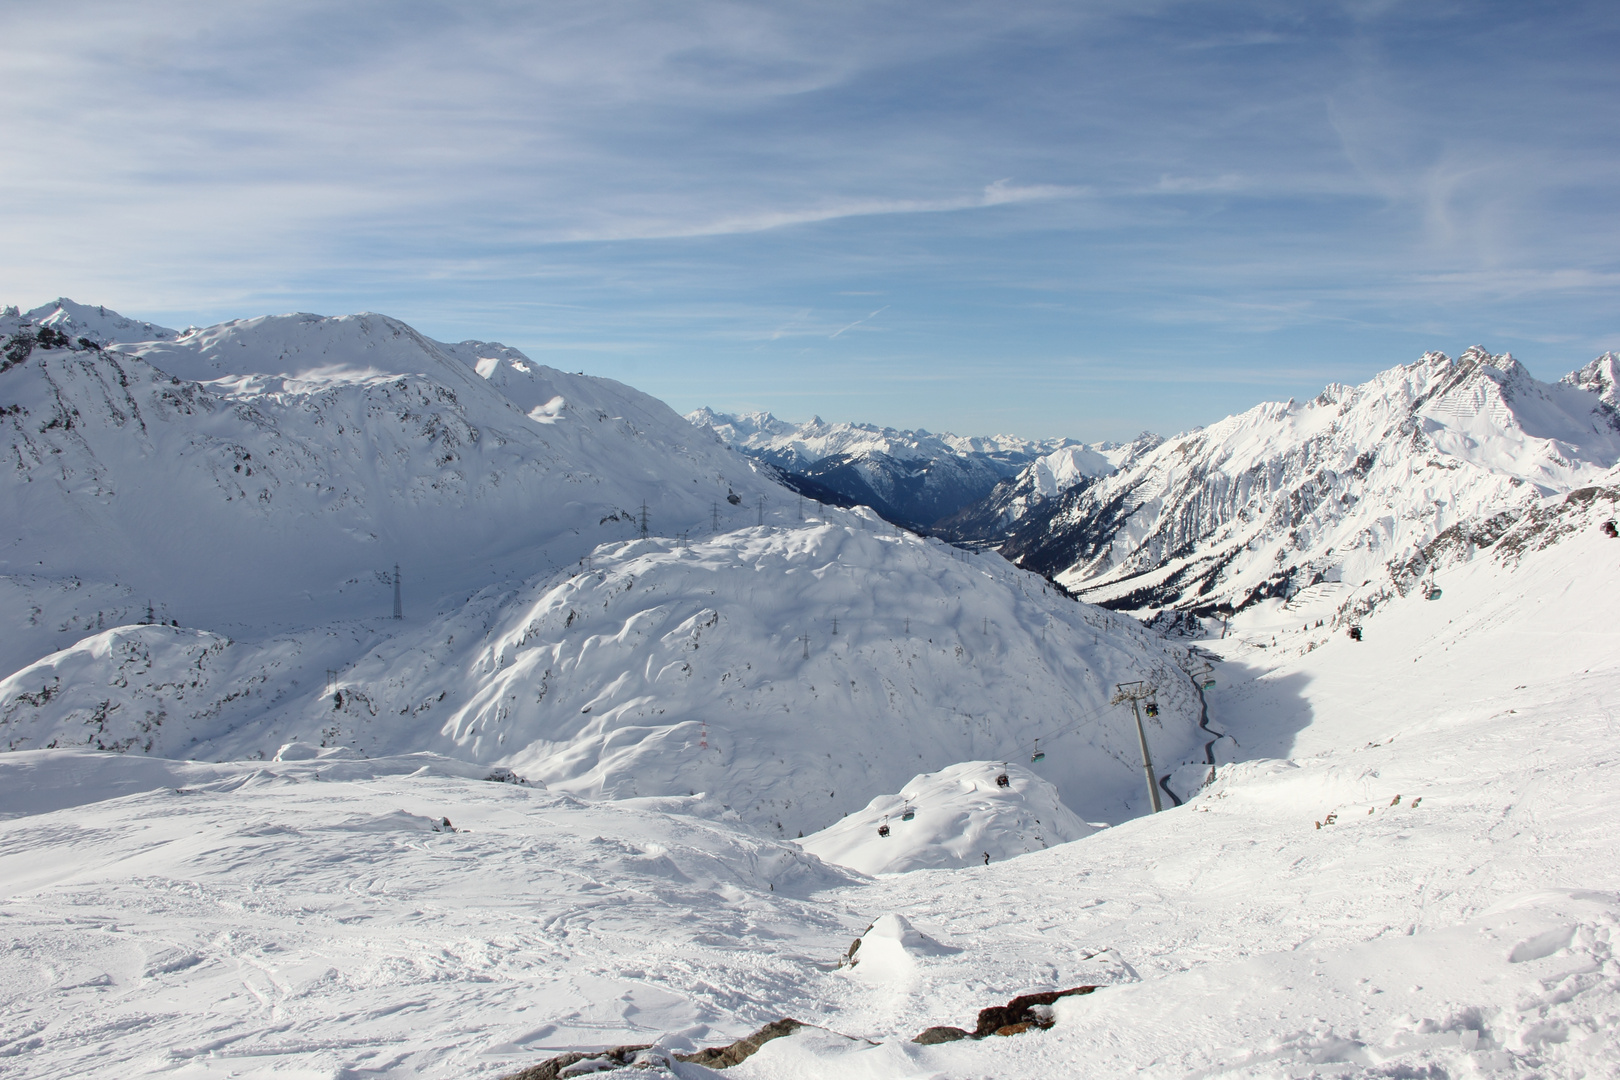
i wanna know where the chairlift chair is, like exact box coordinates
[901,806,915,822]
[1030,739,1045,763]
[877,818,890,837]
[995,772,1010,788]
[1144,702,1160,718]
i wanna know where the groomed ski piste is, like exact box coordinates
[2,301,1618,1079]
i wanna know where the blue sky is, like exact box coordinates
[3,1,1617,439]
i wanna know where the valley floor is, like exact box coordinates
[2,527,1618,1079]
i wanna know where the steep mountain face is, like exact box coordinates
[937,432,1164,543]
[0,305,781,672]
[986,348,1620,615]
[1561,352,1620,408]
[0,301,1209,831]
[687,409,1078,530]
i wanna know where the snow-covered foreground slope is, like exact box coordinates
[3,483,1617,1079]
[0,304,782,674]
[1,520,1208,831]
[984,347,1620,615]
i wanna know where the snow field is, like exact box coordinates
[0,751,861,1079]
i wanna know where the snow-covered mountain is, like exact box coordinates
[687,409,1082,530]
[936,432,1164,542]
[0,301,1208,833]
[0,304,782,673]
[0,521,1208,832]
[12,297,182,346]
[974,347,1620,617]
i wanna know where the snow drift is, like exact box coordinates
[800,760,1098,875]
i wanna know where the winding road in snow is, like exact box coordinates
[1159,649,1228,808]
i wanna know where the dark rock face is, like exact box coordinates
[498,1018,804,1079]
[913,1025,972,1044]
[498,1043,654,1080]
[679,1017,804,1068]
[909,985,1098,1044]
[971,986,1097,1037]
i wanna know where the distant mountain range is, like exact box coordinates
[687,408,1134,532]
[940,348,1619,622]
[696,347,1620,627]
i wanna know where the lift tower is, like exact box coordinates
[1111,680,1163,813]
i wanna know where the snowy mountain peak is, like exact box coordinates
[977,347,1620,617]
[19,297,179,344]
[1562,352,1620,408]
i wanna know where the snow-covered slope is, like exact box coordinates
[2,473,1617,1080]
[0,520,1208,832]
[990,347,1620,614]
[688,409,1079,530]
[800,760,1097,875]
[0,304,783,673]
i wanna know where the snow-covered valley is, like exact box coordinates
[2,301,1618,1079]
